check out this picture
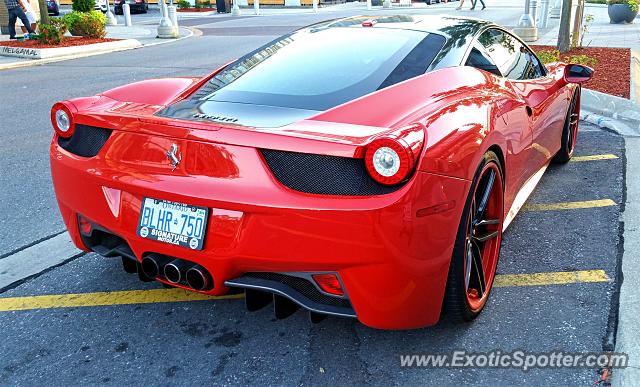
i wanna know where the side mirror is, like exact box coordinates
[564,64,594,84]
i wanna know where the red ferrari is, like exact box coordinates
[50,15,593,329]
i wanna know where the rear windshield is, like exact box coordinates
[191,27,446,111]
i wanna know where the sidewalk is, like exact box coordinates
[0,24,192,69]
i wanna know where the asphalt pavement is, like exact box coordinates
[0,8,629,386]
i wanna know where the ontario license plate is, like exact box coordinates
[136,198,209,250]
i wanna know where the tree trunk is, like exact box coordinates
[38,0,49,24]
[557,0,572,53]
[570,0,584,48]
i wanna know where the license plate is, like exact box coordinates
[136,198,209,250]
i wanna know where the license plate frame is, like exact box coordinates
[136,197,209,250]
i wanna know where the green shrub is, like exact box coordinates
[567,54,597,67]
[607,0,639,11]
[36,18,68,45]
[72,0,96,12]
[64,10,106,38]
[177,0,191,8]
[536,49,560,64]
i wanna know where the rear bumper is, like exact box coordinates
[50,135,469,329]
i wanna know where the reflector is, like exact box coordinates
[312,274,344,296]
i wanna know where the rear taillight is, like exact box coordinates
[51,102,75,138]
[364,124,425,186]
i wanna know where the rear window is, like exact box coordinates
[191,27,446,111]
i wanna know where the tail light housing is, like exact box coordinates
[364,124,425,185]
[51,102,76,138]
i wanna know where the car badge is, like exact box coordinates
[166,143,182,171]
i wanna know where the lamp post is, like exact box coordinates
[157,0,178,38]
[512,0,539,42]
[254,0,259,15]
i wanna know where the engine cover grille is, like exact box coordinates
[58,124,112,157]
[260,149,401,196]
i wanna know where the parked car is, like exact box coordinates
[46,0,59,15]
[49,15,593,330]
[94,0,108,12]
[114,0,148,14]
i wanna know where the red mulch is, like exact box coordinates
[1,37,119,49]
[531,45,630,99]
[177,7,216,11]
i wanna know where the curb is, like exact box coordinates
[581,88,640,137]
[0,26,195,71]
[0,38,140,60]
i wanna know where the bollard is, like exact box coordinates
[123,3,132,26]
[168,5,178,28]
[231,0,242,15]
[539,0,550,27]
[312,0,317,13]
[105,0,118,25]
[531,0,538,25]
[254,0,259,15]
[549,0,562,19]
[157,0,178,38]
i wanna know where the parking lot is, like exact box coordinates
[0,125,624,385]
[0,4,632,384]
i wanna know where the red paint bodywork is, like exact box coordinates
[50,63,577,329]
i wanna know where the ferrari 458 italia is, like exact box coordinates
[50,15,593,329]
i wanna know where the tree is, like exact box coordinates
[38,0,49,25]
[557,0,572,53]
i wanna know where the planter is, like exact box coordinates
[177,7,216,11]
[608,3,638,23]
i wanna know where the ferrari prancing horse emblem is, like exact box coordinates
[166,143,182,171]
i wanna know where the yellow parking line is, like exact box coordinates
[494,269,610,287]
[0,288,244,312]
[0,269,611,313]
[571,154,619,162]
[524,199,617,212]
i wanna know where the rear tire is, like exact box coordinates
[442,151,504,322]
[553,87,580,164]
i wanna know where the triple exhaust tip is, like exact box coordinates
[139,254,213,291]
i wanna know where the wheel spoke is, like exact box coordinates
[475,219,500,227]
[470,240,486,297]
[464,239,473,290]
[475,169,496,221]
[471,230,499,243]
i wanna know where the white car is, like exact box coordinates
[94,0,108,12]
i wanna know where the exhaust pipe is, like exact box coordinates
[186,265,214,291]
[140,254,171,279]
[164,259,192,284]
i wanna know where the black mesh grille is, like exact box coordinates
[244,272,352,308]
[260,149,401,196]
[58,124,112,157]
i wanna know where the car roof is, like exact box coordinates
[315,14,493,35]
[305,14,497,70]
